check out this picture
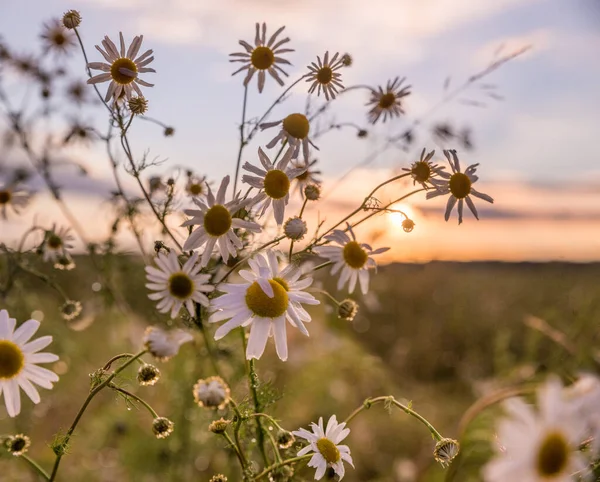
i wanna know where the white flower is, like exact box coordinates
[292,158,321,198]
[483,377,588,482]
[193,376,231,409]
[242,147,306,225]
[143,326,193,361]
[209,251,319,361]
[0,310,59,417]
[182,175,261,266]
[0,183,30,219]
[283,216,307,241]
[426,149,494,224]
[40,18,75,56]
[402,148,449,188]
[145,251,214,318]
[42,225,74,267]
[229,22,293,93]
[366,76,411,124]
[87,32,155,101]
[293,415,354,480]
[313,225,389,294]
[260,114,318,163]
[306,51,345,100]
[564,374,600,454]
[185,175,208,200]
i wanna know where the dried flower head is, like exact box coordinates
[357,129,368,138]
[366,77,411,124]
[337,299,358,321]
[128,96,148,115]
[284,216,307,241]
[304,184,321,201]
[401,219,415,233]
[137,364,161,386]
[60,300,82,321]
[210,475,228,482]
[62,10,82,29]
[341,53,353,67]
[152,417,174,439]
[293,158,321,197]
[209,418,231,434]
[143,326,194,361]
[5,434,31,456]
[41,18,76,55]
[277,429,295,449]
[230,23,293,93]
[193,376,231,410]
[164,126,175,137]
[433,438,460,468]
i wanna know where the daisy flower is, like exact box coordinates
[366,76,411,124]
[0,183,30,219]
[182,175,261,266]
[483,377,588,482]
[185,174,209,200]
[229,22,293,93]
[143,326,193,361]
[313,225,389,294]
[292,415,354,480]
[0,309,59,417]
[209,251,319,361]
[426,149,494,224]
[242,147,306,225]
[306,51,345,100]
[146,250,214,318]
[564,374,600,453]
[402,148,449,188]
[292,158,321,197]
[261,113,318,163]
[87,32,155,101]
[42,225,74,268]
[193,376,231,409]
[40,18,75,56]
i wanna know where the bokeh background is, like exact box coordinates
[0,0,599,480]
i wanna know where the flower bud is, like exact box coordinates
[128,96,148,115]
[60,300,82,321]
[304,184,321,201]
[164,126,175,137]
[337,299,358,321]
[283,216,307,241]
[193,376,231,410]
[209,418,231,434]
[62,10,82,29]
[210,476,227,482]
[152,417,174,439]
[276,429,295,449]
[402,218,415,233]
[433,438,460,467]
[137,364,161,386]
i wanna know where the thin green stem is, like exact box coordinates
[109,385,159,418]
[343,396,443,442]
[222,431,247,470]
[195,302,221,377]
[102,353,135,370]
[20,455,50,481]
[48,350,148,481]
[252,454,312,480]
[233,84,249,196]
[248,358,269,467]
[348,188,425,231]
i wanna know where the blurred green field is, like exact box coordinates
[1,258,599,481]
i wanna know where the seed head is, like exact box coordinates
[433,438,460,467]
[283,216,307,241]
[5,434,31,456]
[164,127,175,137]
[128,96,148,115]
[152,417,174,439]
[276,430,295,449]
[137,364,161,386]
[210,476,227,482]
[209,418,231,434]
[402,218,415,233]
[62,10,82,29]
[341,53,353,67]
[304,184,321,201]
[337,299,358,321]
[60,300,82,321]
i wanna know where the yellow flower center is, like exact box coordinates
[316,437,340,464]
[378,92,396,109]
[411,161,432,184]
[52,32,66,46]
[296,169,310,182]
[168,272,195,300]
[283,113,310,140]
[316,66,333,84]
[251,46,275,70]
[343,241,368,269]
[203,205,232,237]
[245,280,289,318]
[189,183,204,196]
[47,234,63,249]
[273,277,289,291]
[0,190,11,205]
[537,431,569,476]
[449,172,472,199]
[110,57,138,85]
[0,340,25,379]
[264,170,290,200]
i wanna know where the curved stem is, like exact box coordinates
[343,396,443,442]
[48,350,148,481]
[221,431,247,470]
[109,384,159,418]
[20,454,50,481]
[252,454,312,480]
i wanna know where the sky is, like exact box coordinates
[0,0,599,261]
